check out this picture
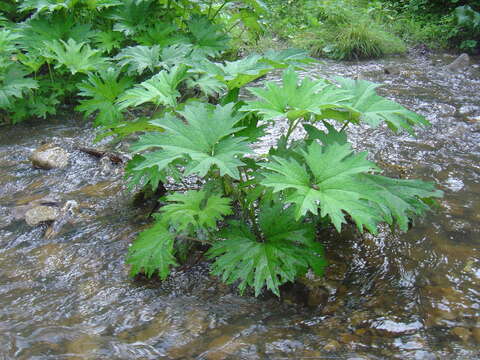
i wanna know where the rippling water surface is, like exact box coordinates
[1,52,479,359]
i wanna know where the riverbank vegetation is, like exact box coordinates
[261,0,480,57]
[1,1,443,297]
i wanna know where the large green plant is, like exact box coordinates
[126,63,442,296]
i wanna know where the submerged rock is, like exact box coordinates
[30,144,69,169]
[24,205,59,226]
[323,340,341,352]
[451,327,471,342]
[446,53,470,72]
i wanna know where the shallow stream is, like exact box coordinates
[1,52,479,359]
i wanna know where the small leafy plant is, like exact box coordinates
[126,62,443,296]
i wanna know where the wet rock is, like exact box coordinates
[446,53,469,72]
[30,144,69,169]
[307,286,329,308]
[414,350,437,360]
[384,66,400,75]
[459,105,480,116]
[65,334,100,357]
[323,340,341,352]
[24,205,59,226]
[451,327,471,342]
[471,328,480,343]
[371,319,423,336]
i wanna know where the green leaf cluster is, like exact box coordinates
[125,64,442,297]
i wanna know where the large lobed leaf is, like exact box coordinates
[161,190,232,232]
[76,67,133,126]
[126,220,178,279]
[242,67,351,121]
[115,45,161,75]
[43,38,107,75]
[117,65,188,109]
[261,136,442,233]
[207,203,326,296]
[186,15,229,57]
[0,64,38,108]
[131,102,251,179]
[334,77,430,133]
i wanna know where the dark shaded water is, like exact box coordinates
[0,52,479,359]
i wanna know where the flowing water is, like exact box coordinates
[0,52,479,359]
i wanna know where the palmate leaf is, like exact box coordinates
[334,77,430,133]
[207,203,326,296]
[44,39,108,75]
[95,116,164,142]
[76,67,133,126]
[17,14,96,71]
[124,154,165,192]
[126,220,177,279]
[190,50,314,92]
[361,174,443,232]
[18,0,76,15]
[242,67,351,121]
[261,139,442,233]
[261,48,315,68]
[303,122,347,146]
[117,65,188,109]
[160,44,196,68]
[131,102,251,179]
[94,30,124,53]
[186,74,226,97]
[134,22,187,47]
[186,15,229,57]
[217,54,272,90]
[161,190,232,232]
[108,0,153,36]
[0,64,38,108]
[115,45,161,75]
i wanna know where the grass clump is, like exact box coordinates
[264,0,406,60]
[298,22,406,60]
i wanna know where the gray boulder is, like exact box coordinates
[446,53,470,71]
[24,205,59,226]
[30,144,69,169]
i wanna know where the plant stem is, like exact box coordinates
[340,121,349,132]
[227,19,241,33]
[181,235,214,245]
[237,168,263,242]
[211,0,229,20]
[285,117,303,143]
[207,0,213,17]
[47,62,54,84]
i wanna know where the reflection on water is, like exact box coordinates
[0,52,479,359]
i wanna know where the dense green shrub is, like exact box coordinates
[0,0,265,124]
[380,0,480,52]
